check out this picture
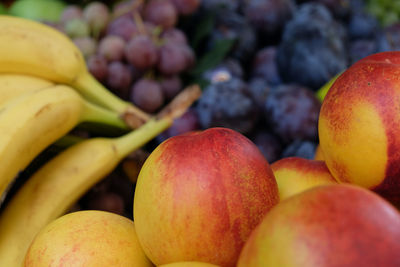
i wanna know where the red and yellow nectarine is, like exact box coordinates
[133,127,279,267]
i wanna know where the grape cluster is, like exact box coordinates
[57,0,198,114]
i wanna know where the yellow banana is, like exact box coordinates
[0,85,128,202]
[0,74,54,106]
[0,118,172,267]
[0,15,150,127]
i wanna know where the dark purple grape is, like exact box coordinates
[60,5,83,24]
[161,28,188,45]
[348,11,379,40]
[376,23,400,52]
[157,43,189,75]
[86,191,125,216]
[73,36,97,59]
[144,0,178,30]
[243,0,295,37]
[87,55,108,83]
[277,3,348,90]
[157,108,200,142]
[195,78,258,134]
[282,140,318,160]
[247,78,270,110]
[83,1,110,36]
[251,46,282,86]
[170,0,200,15]
[349,39,377,65]
[130,79,165,113]
[297,0,351,20]
[98,35,126,62]
[106,15,138,41]
[264,84,321,144]
[106,61,132,99]
[202,58,244,84]
[124,35,159,70]
[251,130,283,163]
[160,75,182,100]
[208,10,257,63]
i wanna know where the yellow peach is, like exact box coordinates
[24,210,153,267]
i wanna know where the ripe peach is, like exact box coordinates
[237,184,400,267]
[133,127,279,267]
[159,262,220,267]
[24,210,153,267]
[271,157,337,200]
[319,51,400,205]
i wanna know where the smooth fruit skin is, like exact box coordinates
[24,210,153,267]
[271,157,337,200]
[134,127,279,267]
[237,184,400,267]
[318,51,400,205]
[314,145,324,161]
[159,262,220,267]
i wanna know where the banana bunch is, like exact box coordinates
[0,14,202,266]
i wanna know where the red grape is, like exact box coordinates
[130,78,164,113]
[107,61,133,99]
[73,36,97,59]
[87,54,108,83]
[107,15,138,41]
[98,35,126,62]
[83,1,110,36]
[170,0,200,15]
[60,5,83,24]
[124,35,159,70]
[157,43,188,75]
[144,0,178,30]
[161,28,188,45]
[160,75,182,100]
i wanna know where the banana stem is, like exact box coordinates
[114,84,202,158]
[115,118,172,158]
[53,135,85,148]
[74,72,151,128]
[80,101,129,131]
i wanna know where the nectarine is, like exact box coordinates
[319,51,400,205]
[133,127,279,267]
[237,184,400,267]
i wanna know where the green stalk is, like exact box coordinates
[80,100,129,131]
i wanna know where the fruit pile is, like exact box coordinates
[0,0,400,266]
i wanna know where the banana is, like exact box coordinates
[0,15,150,127]
[0,84,129,203]
[0,117,172,267]
[0,74,54,106]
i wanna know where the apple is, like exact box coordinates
[237,184,400,267]
[159,262,220,267]
[133,127,279,267]
[24,210,153,267]
[271,157,337,200]
[318,51,400,205]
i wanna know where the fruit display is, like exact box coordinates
[0,0,399,266]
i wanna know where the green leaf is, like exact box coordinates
[190,11,216,50]
[189,38,236,77]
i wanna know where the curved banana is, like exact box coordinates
[0,85,128,202]
[0,74,54,106]
[0,118,172,267]
[0,15,150,127]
